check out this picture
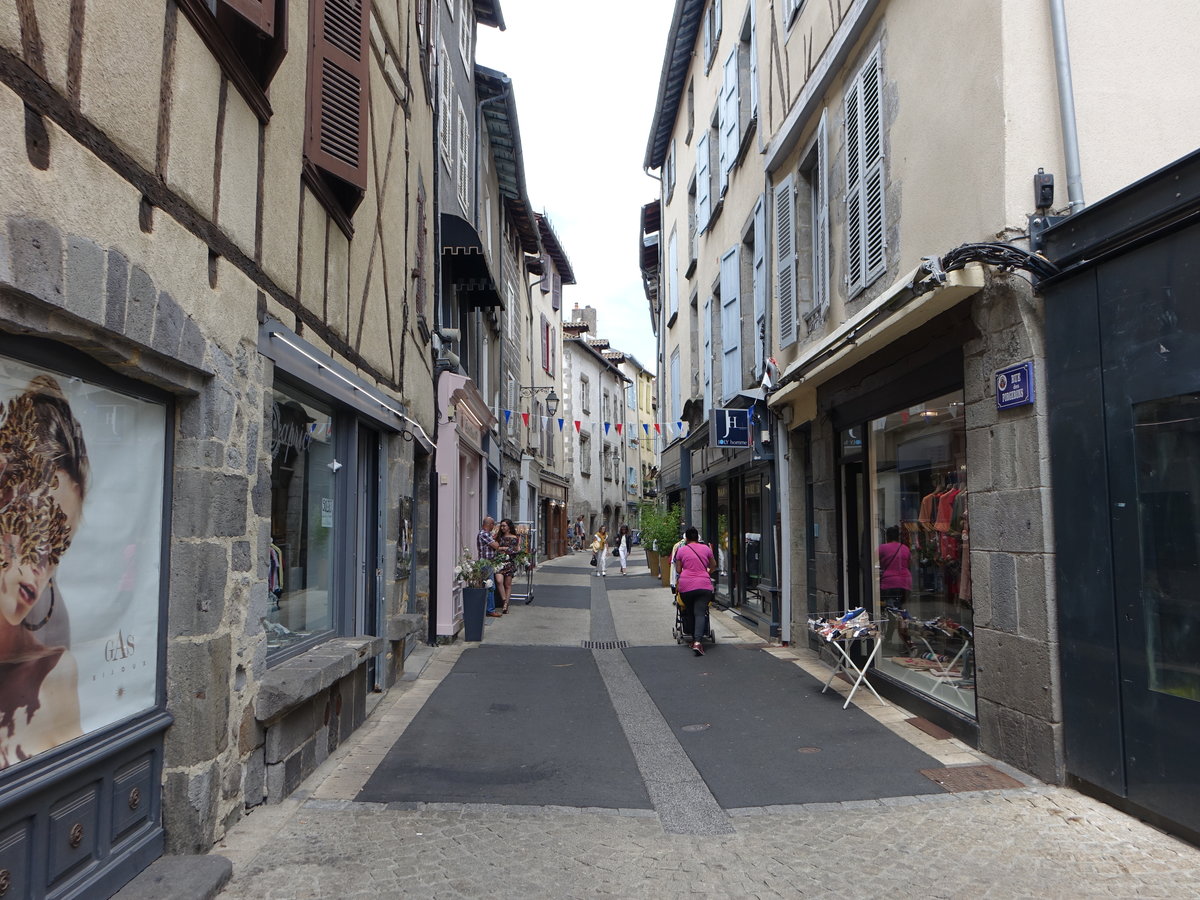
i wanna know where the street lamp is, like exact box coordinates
[520,386,559,418]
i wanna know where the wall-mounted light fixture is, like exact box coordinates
[520,386,559,418]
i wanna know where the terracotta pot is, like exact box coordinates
[646,550,660,578]
[660,556,673,588]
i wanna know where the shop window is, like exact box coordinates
[0,350,167,771]
[1133,394,1200,703]
[867,391,974,716]
[267,384,337,657]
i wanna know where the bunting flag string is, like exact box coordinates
[521,412,530,427]
[603,422,610,435]
[503,409,512,425]
[614,423,623,435]
[557,418,565,431]
[654,423,661,434]
[642,423,650,435]
[574,420,581,432]
[541,416,549,431]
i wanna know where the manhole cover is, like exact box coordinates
[581,640,629,650]
[920,765,1025,792]
[797,746,821,753]
[681,724,710,732]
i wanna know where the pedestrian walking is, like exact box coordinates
[674,527,717,656]
[592,525,609,576]
[477,516,502,618]
[617,523,632,574]
[572,515,586,552]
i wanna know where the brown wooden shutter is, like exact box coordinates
[221,0,275,36]
[306,0,370,191]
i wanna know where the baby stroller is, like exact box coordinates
[672,592,716,645]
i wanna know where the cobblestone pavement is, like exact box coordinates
[215,552,1200,899]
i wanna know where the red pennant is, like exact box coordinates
[615,423,623,435]
[521,412,530,427]
[574,420,581,432]
[654,423,661,434]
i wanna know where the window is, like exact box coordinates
[718,48,739,189]
[579,432,592,476]
[456,99,470,212]
[686,80,695,144]
[687,173,698,272]
[415,182,429,334]
[303,0,371,232]
[743,5,758,120]
[438,40,452,169]
[541,315,551,373]
[602,390,611,424]
[416,0,435,91]
[580,375,591,415]
[458,0,472,65]
[627,384,637,411]
[665,140,677,203]
[268,384,337,654]
[799,110,831,325]
[670,348,682,422]
[719,245,741,400]
[703,0,723,72]
[845,45,885,297]
[177,0,287,122]
[666,230,679,323]
[785,0,803,28]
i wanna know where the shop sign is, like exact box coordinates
[0,356,166,772]
[995,361,1035,410]
[710,408,751,448]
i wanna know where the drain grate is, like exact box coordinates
[920,764,1025,792]
[581,640,629,650]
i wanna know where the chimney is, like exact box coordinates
[571,304,597,335]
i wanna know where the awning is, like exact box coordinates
[441,213,502,309]
[767,263,986,423]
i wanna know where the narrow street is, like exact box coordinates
[212,552,1200,899]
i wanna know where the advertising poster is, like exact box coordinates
[0,356,165,770]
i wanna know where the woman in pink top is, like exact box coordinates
[674,527,717,656]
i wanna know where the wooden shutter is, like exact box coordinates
[667,231,679,319]
[456,99,470,211]
[222,0,275,36]
[861,47,886,283]
[749,2,758,117]
[752,196,766,376]
[702,295,713,409]
[720,246,741,400]
[814,109,830,314]
[846,45,884,295]
[696,131,711,231]
[775,175,797,347]
[541,315,550,371]
[306,0,370,190]
[670,349,681,422]
[720,47,739,192]
[438,41,452,164]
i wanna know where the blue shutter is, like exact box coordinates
[719,246,741,401]
[774,175,797,347]
[702,295,713,409]
[696,131,711,231]
[720,48,739,192]
[667,230,679,320]
[752,196,766,376]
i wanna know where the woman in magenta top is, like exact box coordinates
[674,527,717,656]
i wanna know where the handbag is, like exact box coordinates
[590,552,598,567]
[612,547,619,557]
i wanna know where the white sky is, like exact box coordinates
[477,0,675,374]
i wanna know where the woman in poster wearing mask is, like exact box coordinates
[0,376,88,769]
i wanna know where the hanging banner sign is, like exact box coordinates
[710,407,751,448]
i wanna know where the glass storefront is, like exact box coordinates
[865,390,975,716]
[267,384,337,655]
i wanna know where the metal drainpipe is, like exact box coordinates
[1049,0,1086,211]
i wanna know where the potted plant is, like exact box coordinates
[641,503,661,577]
[455,548,494,641]
[658,504,683,588]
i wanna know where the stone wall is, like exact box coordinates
[964,273,1062,783]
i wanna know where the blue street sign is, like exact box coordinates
[995,361,1035,410]
[711,408,751,447]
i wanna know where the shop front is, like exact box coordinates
[539,476,569,559]
[1043,149,1200,841]
[433,373,495,639]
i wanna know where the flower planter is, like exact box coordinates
[462,587,487,641]
[646,549,660,578]
[660,555,673,588]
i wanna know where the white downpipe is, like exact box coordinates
[776,415,793,644]
[1049,0,1086,211]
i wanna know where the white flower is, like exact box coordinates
[485,578,494,589]
[454,565,463,576]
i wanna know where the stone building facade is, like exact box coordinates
[0,0,437,894]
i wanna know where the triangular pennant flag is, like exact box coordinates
[604,422,610,435]
[504,409,512,424]
[642,423,650,435]
[676,421,683,435]
[521,412,530,427]
[574,420,581,432]
[615,423,623,435]
[557,418,565,431]
[654,423,661,434]
[541,416,549,430]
